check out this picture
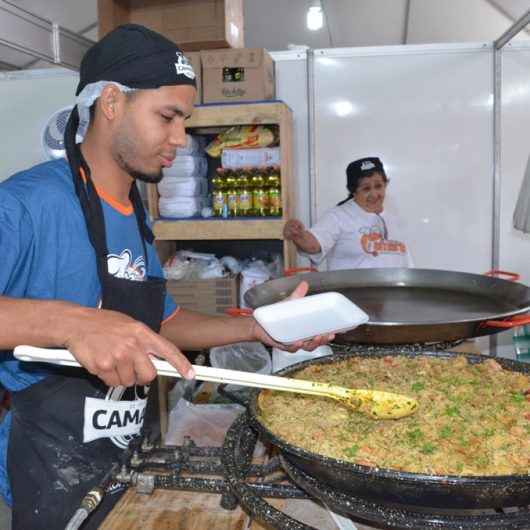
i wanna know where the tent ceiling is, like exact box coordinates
[0,0,528,71]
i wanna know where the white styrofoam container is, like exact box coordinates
[253,292,369,344]
[162,155,208,179]
[221,147,281,169]
[157,176,208,198]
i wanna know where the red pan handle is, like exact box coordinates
[483,270,520,281]
[225,307,254,317]
[284,267,317,277]
[227,269,317,316]
[484,314,530,328]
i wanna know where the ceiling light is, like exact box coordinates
[333,100,354,117]
[307,1,323,31]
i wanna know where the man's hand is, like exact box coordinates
[250,281,334,352]
[64,307,194,387]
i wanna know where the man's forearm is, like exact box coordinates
[0,296,87,349]
[161,308,255,350]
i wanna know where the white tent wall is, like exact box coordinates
[500,43,530,286]
[495,42,530,354]
[0,69,77,182]
[312,43,494,274]
[270,50,310,230]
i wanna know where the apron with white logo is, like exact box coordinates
[8,167,166,529]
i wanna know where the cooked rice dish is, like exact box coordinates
[258,355,530,476]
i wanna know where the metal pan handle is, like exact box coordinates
[483,270,520,281]
[484,314,530,328]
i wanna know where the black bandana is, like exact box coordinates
[75,23,196,95]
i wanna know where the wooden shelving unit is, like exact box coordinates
[147,101,296,267]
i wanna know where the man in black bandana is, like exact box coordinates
[0,24,331,529]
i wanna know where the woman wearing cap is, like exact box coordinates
[284,157,412,270]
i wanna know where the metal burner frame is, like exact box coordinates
[110,433,307,511]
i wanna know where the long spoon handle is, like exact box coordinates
[13,345,338,399]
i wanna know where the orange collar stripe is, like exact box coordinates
[78,167,133,216]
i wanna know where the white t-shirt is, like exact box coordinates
[306,200,413,270]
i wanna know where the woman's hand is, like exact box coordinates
[283,219,321,254]
[283,219,305,241]
[250,281,334,352]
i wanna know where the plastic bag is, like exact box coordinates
[240,260,271,308]
[221,147,281,169]
[272,345,333,372]
[210,341,271,394]
[165,399,244,447]
[205,125,277,158]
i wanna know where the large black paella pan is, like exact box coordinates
[247,350,530,510]
[245,268,530,344]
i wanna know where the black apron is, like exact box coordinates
[8,169,166,530]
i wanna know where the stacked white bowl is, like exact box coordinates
[158,135,208,218]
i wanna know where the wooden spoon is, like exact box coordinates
[14,346,418,420]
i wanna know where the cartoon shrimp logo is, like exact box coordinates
[359,226,385,256]
[107,250,146,281]
[359,226,407,257]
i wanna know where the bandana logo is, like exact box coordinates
[361,160,376,171]
[175,52,196,80]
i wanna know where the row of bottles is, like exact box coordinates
[211,166,282,217]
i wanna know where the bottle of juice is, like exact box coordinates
[212,168,226,217]
[250,167,267,217]
[225,169,240,217]
[266,165,282,217]
[236,168,252,217]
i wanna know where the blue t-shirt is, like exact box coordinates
[0,158,177,504]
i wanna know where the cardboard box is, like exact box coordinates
[185,51,202,104]
[98,0,244,51]
[201,48,275,103]
[167,275,239,316]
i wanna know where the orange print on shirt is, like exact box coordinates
[359,226,406,257]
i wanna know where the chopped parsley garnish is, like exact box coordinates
[420,442,436,455]
[344,444,359,457]
[444,405,460,417]
[407,428,424,443]
[483,428,496,437]
[439,426,452,439]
